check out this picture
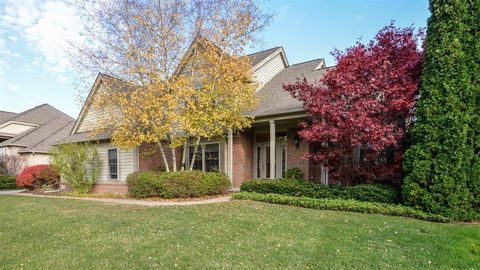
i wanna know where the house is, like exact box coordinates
[0,104,74,171]
[61,46,330,193]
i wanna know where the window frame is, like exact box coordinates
[187,142,221,172]
[107,148,120,181]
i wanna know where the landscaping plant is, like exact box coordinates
[402,0,480,220]
[72,0,272,172]
[284,167,304,179]
[127,171,230,199]
[240,179,400,204]
[15,165,60,190]
[49,142,101,194]
[232,192,449,222]
[284,24,424,184]
[0,175,16,189]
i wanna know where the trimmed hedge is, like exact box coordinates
[240,179,399,204]
[0,175,16,189]
[233,192,450,223]
[127,171,230,199]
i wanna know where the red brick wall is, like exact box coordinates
[287,128,311,180]
[139,143,183,172]
[92,183,128,194]
[232,130,254,188]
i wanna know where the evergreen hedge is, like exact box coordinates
[402,0,480,220]
[0,175,16,189]
[233,192,450,223]
[241,179,400,204]
[127,171,230,198]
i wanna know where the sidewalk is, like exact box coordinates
[1,191,232,206]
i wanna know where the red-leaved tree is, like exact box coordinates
[285,24,424,185]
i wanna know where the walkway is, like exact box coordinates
[0,190,232,206]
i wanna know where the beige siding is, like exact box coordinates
[253,53,286,89]
[77,84,117,133]
[94,142,138,183]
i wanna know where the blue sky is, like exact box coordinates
[0,0,430,118]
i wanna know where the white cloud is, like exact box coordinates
[1,0,84,81]
[0,59,18,93]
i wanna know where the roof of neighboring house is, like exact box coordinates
[0,110,17,124]
[251,59,329,117]
[0,104,74,153]
[247,47,282,67]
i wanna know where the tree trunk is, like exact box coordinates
[189,137,201,171]
[171,147,177,172]
[181,141,187,171]
[157,141,170,172]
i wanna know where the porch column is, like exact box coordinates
[227,128,233,186]
[269,120,275,179]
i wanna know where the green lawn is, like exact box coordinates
[0,196,478,269]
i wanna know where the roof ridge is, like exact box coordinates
[22,119,75,152]
[1,116,65,145]
[247,46,281,56]
[0,110,17,114]
[289,58,325,67]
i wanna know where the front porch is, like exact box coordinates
[225,113,329,189]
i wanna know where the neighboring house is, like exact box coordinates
[61,45,331,193]
[0,104,74,171]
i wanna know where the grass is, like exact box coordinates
[0,195,479,269]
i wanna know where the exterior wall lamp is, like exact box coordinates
[294,135,301,149]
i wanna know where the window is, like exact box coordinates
[188,143,220,172]
[108,148,118,180]
[204,144,219,172]
[189,146,203,171]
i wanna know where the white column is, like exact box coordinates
[269,120,275,179]
[228,128,233,186]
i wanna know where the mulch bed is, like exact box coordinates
[20,190,231,202]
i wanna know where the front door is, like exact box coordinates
[254,139,287,179]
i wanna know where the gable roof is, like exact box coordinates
[248,47,281,67]
[0,111,17,125]
[1,104,72,126]
[251,58,328,117]
[0,104,74,153]
[65,45,331,143]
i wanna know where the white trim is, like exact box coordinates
[0,121,39,130]
[254,113,308,123]
[269,120,276,179]
[251,47,289,72]
[70,74,104,135]
[227,129,233,183]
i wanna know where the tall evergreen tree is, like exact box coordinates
[403,0,480,220]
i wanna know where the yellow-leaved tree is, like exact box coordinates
[70,0,271,171]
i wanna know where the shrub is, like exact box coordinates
[127,171,230,199]
[233,192,450,223]
[285,167,304,179]
[50,142,101,194]
[0,175,16,189]
[402,0,480,221]
[16,165,60,190]
[240,179,399,204]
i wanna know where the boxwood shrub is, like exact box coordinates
[233,192,449,222]
[127,171,230,199]
[0,175,16,189]
[240,179,399,204]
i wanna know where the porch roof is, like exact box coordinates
[251,59,332,117]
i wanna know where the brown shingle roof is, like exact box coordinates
[0,111,17,124]
[247,47,281,67]
[0,104,74,153]
[251,59,329,117]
